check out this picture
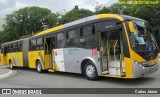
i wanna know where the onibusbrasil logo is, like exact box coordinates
[119,0,159,4]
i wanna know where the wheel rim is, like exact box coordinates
[86,64,96,78]
[37,62,41,72]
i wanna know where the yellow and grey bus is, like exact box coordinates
[1,14,159,80]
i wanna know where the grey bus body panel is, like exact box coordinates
[132,62,159,78]
[22,38,29,67]
[53,48,101,75]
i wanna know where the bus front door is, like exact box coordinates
[99,28,125,76]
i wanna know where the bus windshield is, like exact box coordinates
[129,20,158,52]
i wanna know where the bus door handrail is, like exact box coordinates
[113,40,118,63]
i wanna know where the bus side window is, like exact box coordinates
[29,39,36,51]
[4,46,7,56]
[36,38,43,50]
[57,32,66,48]
[10,44,13,52]
[66,29,79,47]
[80,25,96,47]
[17,42,22,52]
[13,43,17,52]
[82,25,95,36]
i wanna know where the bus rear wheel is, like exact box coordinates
[36,61,44,73]
[84,62,98,80]
[9,60,14,69]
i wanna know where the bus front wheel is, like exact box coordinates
[36,61,43,73]
[84,62,98,80]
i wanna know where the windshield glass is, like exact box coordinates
[129,20,158,52]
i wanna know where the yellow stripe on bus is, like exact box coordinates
[98,14,124,21]
[33,25,64,37]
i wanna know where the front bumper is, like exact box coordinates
[132,62,159,78]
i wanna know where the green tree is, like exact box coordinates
[125,4,160,33]
[59,6,93,24]
[95,3,126,14]
[1,6,58,43]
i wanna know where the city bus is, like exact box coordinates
[1,14,159,80]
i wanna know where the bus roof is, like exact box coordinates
[32,14,124,37]
[1,38,28,46]
[120,15,146,22]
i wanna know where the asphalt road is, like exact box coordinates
[0,63,160,97]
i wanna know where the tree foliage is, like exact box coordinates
[0,6,58,44]
[0,4,160,47]
[59,7,93,24]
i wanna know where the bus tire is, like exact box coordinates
[84,61,98,80]
[9,60,14,69]
[36,61,43,73]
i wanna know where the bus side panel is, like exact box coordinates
[124,57,132,78]
[58,48,100,75]
[7,52,23,67]
[28,50,44,69]
[17,52,23,67]
[1,54,8,65]
[7,53,12,65]
[124,49,146,78]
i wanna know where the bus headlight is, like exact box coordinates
[132,60,142,67]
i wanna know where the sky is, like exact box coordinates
[0,0,118,19]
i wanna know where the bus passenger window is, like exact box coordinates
[57,32,66,48]
[57,32,65,40]
[66,29,78,39]
[4,46,7,56]
[17,42,22,51]
[13,43,16,52]
[66,29,79,47]
[9,44,13,52]
[8,44,11,52]
[92,25,95,34]
[83,25,95,36]
[36,38,43,50]
[79,25,96,48]
[57,40,66,48]
[80,28,83,36]
[30,39,36,50]
[80,36,96,47]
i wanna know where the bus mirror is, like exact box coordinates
[129,21,135,33]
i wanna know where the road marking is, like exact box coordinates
[0,70,13,79]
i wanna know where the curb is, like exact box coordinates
[0,69,13,79]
